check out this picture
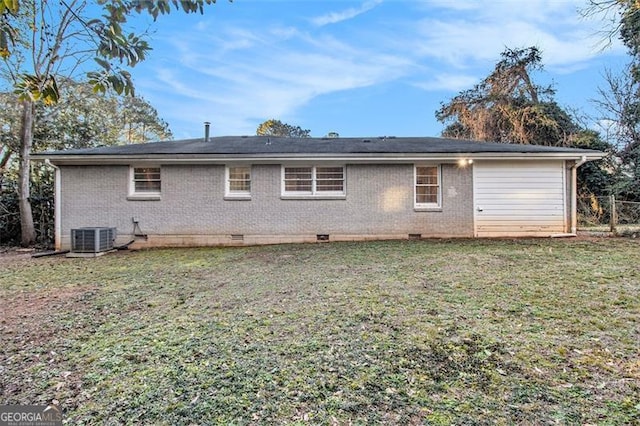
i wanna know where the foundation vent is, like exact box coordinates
[316,234,330,242]
[230,234,244,241]
[408,234,422,240]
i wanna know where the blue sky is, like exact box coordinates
[128,0,627,140]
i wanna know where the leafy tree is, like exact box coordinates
[570,129,617,197]
[0,80,172,163]
[436,47,580,146]
[1,0,220,246]
[436,46,614,197]
[595,69,639,151]
[256,119,311,138]
[595,68,640,200]
[585,1,640,80]
[120,96,172,143]
[586,1,640,200]
[0,80,173,245]
[0,1,21,60]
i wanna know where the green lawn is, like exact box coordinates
[1,239,639,425]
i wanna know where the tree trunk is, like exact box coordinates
[18,100,36,247]
[0,146,10,171]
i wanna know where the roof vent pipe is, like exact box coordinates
[204,122,211,142]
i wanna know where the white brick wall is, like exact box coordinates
[59,163,474,248]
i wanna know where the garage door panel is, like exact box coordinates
[474,161,566,237]
[477,224,564,230]
[476,191,564,197]
[477,200,564,208]
[482,216,557,228]
[479,213,564,220]
[477,227,564,236]
[476,183,563,190]
[477,174,562,182]
[474,164,562,172]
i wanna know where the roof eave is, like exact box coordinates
[32,151,607,165]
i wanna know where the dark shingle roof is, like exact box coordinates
[36,136,603,157]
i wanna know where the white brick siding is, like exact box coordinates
[59,163,474,249]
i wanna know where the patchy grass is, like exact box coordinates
[1,239,639,425]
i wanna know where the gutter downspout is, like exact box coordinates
[45,159,61,251]
[570,156,588,234]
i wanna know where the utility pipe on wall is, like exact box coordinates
[570,156,588,234]
[45,159,61,250]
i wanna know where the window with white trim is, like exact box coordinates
[282,166,345,196]
[131,166,161,196]
[415,165,441,208]
[226,166,251,198]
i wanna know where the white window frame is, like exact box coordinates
[414,164,441,210]
[129,166,161,200]
[225,165,252,199]
[281,165,346,198]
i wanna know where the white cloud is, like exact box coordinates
[139,23,414,135]
[311,0,383,27]
[413,73,479,92]
[411,1,623,71]
[414,18,511,66]
[424,0,584,23]
[420,0,478,12]
[132,0,629,137]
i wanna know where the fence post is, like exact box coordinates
[610,194,617,234]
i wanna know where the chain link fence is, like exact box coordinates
[578,195,640,236]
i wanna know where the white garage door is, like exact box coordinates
[473,161,567,237]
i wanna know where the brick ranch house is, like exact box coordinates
[33,136,605,250]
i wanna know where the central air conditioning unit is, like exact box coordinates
[71,227,117,253]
